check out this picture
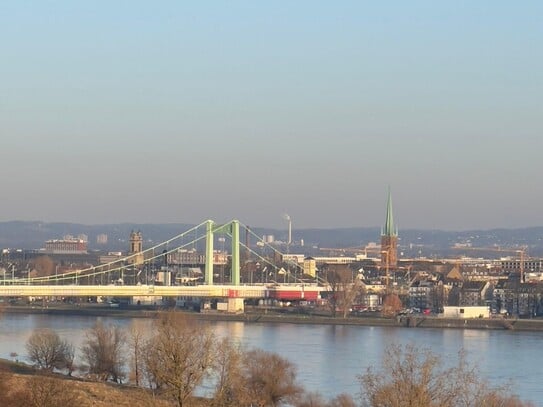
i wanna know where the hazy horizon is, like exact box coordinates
[2,2,541,230]
[3,218,543,234]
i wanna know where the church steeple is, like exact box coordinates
[382,187,398,237]
[380,187,398,270]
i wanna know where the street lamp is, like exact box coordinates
[262,266,268,284]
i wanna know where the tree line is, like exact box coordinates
[15,311,535,407]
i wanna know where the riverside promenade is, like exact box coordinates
[4,305,543,331]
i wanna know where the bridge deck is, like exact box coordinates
[0,284,324,298]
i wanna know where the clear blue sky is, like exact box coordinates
[1,1,541,230]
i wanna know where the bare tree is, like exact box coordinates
[30,256,55,278]
[63,342,76,376]
[325,266,363,318]
[129,325,146,386]
[0,370,79,407]
[210,340,306,407]
[295,391,328,407]
[26,328,73,372]
[359,344,534,407]
[477,393,536,407]
[210,337,247,407]
[143,311,215,407]
[381,293,403,317]
[25,375,79,407]
[328,394,357,407]
[9,351,18,362]
[81,321,126,383]
[242,348,303,407]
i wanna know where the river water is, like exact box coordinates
[1,313,541,404]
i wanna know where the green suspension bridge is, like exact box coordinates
[0,220,325,311]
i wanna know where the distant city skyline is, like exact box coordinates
[1,1,541,230]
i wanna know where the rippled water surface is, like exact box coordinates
[1,313,542,404]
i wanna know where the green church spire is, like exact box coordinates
[382,187,398,237]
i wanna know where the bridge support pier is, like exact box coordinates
[228,297,244,313]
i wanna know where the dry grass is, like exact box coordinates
[0,360,210,407]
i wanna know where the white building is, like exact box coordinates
[442,306,490,319]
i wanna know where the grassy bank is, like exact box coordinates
[0,359,203,407]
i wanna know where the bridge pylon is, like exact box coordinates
[205,220,214,285]
[204,219,241,286]
[231,220,240,286]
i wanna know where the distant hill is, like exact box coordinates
[0,221,194,252]
[1,221,542,258]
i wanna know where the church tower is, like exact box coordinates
[128,230,144,265]
[381,188,398,268]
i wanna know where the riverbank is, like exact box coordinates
[1,304,397,326]
[4,304,543,331]
[0,358,202,406]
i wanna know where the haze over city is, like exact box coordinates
[1,1,541,230]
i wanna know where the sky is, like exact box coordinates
[1,1,542,230]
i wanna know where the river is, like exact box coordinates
[1,313,541,404]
